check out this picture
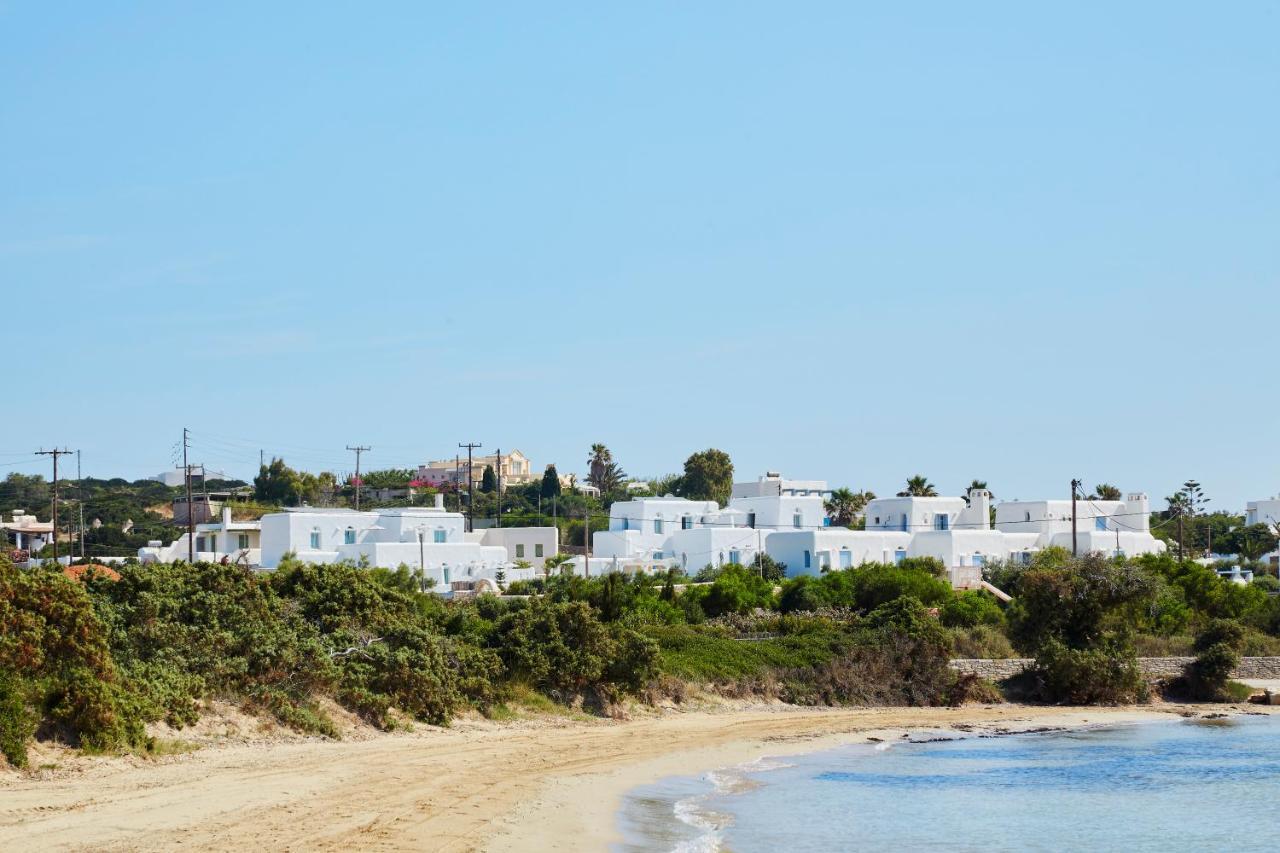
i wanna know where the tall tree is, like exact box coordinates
[678,449,734,506]
[587,444,613,489]
[897,475,937,497]
[540,464,562,499]
[480,465,497,493]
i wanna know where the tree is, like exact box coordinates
[587,444,612,487]
[825,488,873,527]
[1224,524,1279,562]
[1167,480,1210,558]
[678,448,733,506]
[1090,484,1123,501]
[543,552,574,581]
[480,465,497,493]
[254,458,305,505]
[897,475,937,497]
[540,465,562,500]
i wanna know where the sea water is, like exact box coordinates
[616,715,1280,852]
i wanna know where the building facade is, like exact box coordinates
[418,450,534,488]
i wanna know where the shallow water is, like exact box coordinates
[616,715,1280,852]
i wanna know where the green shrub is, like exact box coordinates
[1182,619,1247,702]
[0,669,37,767]
[949,625,1016,659]
[940,591,1004,629]
[700,565,775,617]
[1032,639,1147,704]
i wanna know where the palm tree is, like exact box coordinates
[587,444,617,491]
[542,552,574,582]
[825,488,875,526]
[898,475,937,497]
[1090,483,1122,501]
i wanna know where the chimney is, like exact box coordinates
[434,493,445,510]
[222,506,232,528]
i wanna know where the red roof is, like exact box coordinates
[64,563,122,582]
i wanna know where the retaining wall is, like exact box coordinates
[948,657,1280,681]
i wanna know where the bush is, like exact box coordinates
[700,565,775,618]
[949,625,1016,659]
[1182,619,1247,702]
[940,591,1004,629]
[0,669,37,768]
[1032,638,1147,705]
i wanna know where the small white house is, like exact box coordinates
[138,507,261,565]
[257,496,551,590]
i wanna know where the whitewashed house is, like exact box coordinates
[769,490,1166,587]
[138,507,261,565]
[1243,498,1280,568]
[257,495,552,590]
[1,510,53,560]
[573,473,831,576]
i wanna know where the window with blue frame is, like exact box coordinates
[793,512,802,529]
[729,550,740,564]
[344,527,356,545]
[309,530,321,549]
[682,515,693,530]
[654,518,663,534]
[1095,516,1108,531]
[839,549,852,568]
[804,550,812,568]
[434,528,447,543]
[894,548,906,564]
[935,515,949,531]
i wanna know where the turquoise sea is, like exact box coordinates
[616,715,1280,852]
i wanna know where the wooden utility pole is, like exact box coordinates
[77,449,85,560]
[495,447,502,528]
[458,442,481,532]
[1070,478,1082,557]
[184,428,194,562]
[36,447,75,562]
[346,445,371,510]
[583,505,590,578]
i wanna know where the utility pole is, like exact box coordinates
[36,447,75,562]
[458,442,481,532]
[1070,478,1082,557]
[184,427,194,562]
[583,505,591,578]
[495,447,502,528]
[346,445,371,510]
[260,449,265,470]
[77,449,85,560]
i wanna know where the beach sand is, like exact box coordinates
[1,701,1266,852]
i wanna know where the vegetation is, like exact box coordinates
[677,449,734,506]
[5,519,1278,766]
[897,475,937,497]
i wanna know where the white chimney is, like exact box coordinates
[434,493,445,510]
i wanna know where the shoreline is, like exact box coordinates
[483,704,1249,852]
[2,702,1271,852]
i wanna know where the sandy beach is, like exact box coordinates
[2,700,1262,852]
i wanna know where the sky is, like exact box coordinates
[1,2,1277,510]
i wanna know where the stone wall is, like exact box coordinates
[949,657,1280,681]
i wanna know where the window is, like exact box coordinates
[874,516,881,526]
[654,518,663,534]
[894,548,906,565]
[653,551,663,559]
[516,544,525,558]
[1024,511,1031,522]
[310,530,321,549]
[344,527,356,545]
[681,515,693,530]
[935,515,949,531]
[1095,516,1108,531]
[804,550,812,569]
[729,550,741,565]
[793,511,802,529]
[621,518,629,531]
[747,512,756,529]
[839,548,852,568]
[972,553,985,566]
[434,528,447,543]
[238,533,250,550]
[196,536,206,551]
[535,544,544,558]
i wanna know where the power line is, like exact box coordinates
[34,447,75,561]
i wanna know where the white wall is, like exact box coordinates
[478,527,558,567]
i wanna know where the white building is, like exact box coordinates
[1245,498,1280,568]
[256,496,553,590]
[770,490,1166,587]
[138,507,261,565]
[1,510,53,560]
[578,474,831,576]
[731,472,830,500]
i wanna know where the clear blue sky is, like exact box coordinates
[2,2,1276,510]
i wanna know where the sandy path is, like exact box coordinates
[0,703,1244,852]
